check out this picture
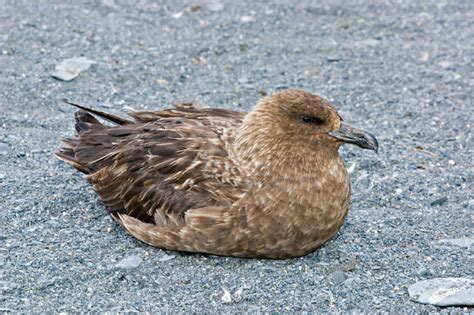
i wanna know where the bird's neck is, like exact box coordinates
[235,125,342,185]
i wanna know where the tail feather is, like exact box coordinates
[74,111,104,133]
[55,138,91,174]
[62,99,133,125]
[56,100,131,174]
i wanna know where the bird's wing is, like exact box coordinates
[57,107,253,227]
[128,106,245,141]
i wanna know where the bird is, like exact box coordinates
[56,89,378,259]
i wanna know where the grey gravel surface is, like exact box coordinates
[1,0,473,312]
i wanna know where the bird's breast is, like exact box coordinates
[242,157,351,257]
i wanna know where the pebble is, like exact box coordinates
[468,200,474,209]
[430,197,448,206]
[172,12,183,19]
[343,277,355,286]
[240,16,255,23]
[354,38,380,48]
[158,254,176,262]
[115,254,143,269]
[347,163,357,174]
[408,278,474,307]
[438,61,454,70]
[325,56,342,62]
[51,57,96,81]
[207,0,224,12]
[0,142,11,155]
[102,0,120,10]
[221,287,232,303]
[331,271,348,285]
[437,237,474,248]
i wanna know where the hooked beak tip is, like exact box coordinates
[329,123,379,153]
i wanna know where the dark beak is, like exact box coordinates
[328,123,379,153]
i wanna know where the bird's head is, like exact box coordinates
[236,90,378,170]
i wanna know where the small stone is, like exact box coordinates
[102,0,120,10]
[157,78,168,85]
[158,254,176,262]
[274,83,288,90]
[190,4,201,12]
[421,52,430,63]
[325,56,341,62]
[0,142,11,155]
[237,76,249,84]
[234,286,244,301]
[331,271,348,285]
[408,278,474,307]
[193,56,208,65]
[468,200,474,209]
[240,16,255,23]
[417,268,431,277]
[172,11,183,19]
[343,277,355,286]
[221,287,232,303]
[430,197,448,206]
[51,57,96,81]
[116,254,143,269]
[439,61,454,69]
[207,0,224,12]
[354,38,380,48]
[437,237,474,248]
[347,163,357,174]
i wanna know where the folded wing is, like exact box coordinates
[56,105,253,229]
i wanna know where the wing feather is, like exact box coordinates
[58,107,253,227]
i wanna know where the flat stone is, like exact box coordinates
[439,61,454,69]
[331,271,348,285]
[430,196,448,206]
[158,254,176,262]
[51,57,96,81]
[325,56,341,62]
[116,254,143,269]
[437,237,474,248]
[0,142,11,155]
[221,287,232,303]
[355,38,380,48]
[206,0,224,12]
[408,277,474,307]
[240,16,255,23]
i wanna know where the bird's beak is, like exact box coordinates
[328,123,379,153]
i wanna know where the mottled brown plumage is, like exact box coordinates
[56,89,378,259]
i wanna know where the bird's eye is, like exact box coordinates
[302,115,312,123]
[301,115,324,124]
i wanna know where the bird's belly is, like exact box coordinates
[236,177,351,259]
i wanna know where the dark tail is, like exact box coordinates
[62,99,133,125]
[55,137,91,173]
[55,100,130,173]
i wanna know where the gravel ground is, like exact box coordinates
[1,0,473,312]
